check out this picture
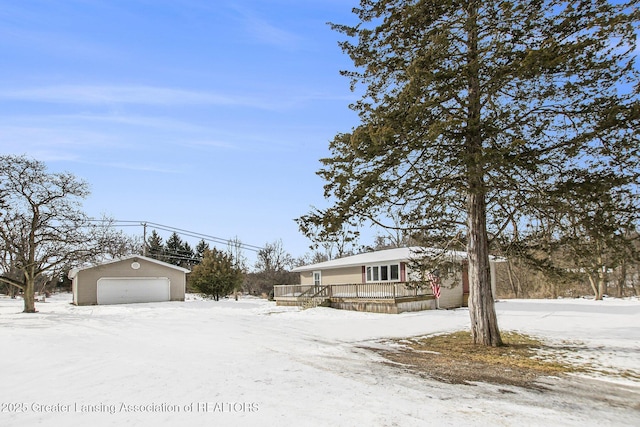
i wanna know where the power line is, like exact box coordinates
[89,219,264,252]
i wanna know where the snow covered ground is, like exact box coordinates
[0,294,638,427]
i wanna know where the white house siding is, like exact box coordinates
[436,278,464,309]
[405,267,464,309]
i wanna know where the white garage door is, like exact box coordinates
[97,277,171,305]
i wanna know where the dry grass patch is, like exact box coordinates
[373,331,584,390]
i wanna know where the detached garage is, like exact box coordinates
[69,255,190,306]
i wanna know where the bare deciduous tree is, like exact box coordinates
[0,155,132,312]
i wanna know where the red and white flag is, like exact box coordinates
[427,271,441,299]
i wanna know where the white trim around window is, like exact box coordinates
[366,264,400,282]
[313,271,321,286]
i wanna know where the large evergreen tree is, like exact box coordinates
[195,239,210,263]
[146,230,165,261]
[189,248,244,301]
[298,0,639,345]
[164,231,195,267]
[181,242,196,268]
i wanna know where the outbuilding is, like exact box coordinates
[69,255,190,306]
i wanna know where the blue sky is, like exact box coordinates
[0,0,365,262]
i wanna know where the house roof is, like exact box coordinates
[68,254,191,279]
[292,247,470,272]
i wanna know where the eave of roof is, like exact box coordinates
[68,254,191,279]
[291,247,469,272]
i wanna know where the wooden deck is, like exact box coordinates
[273,283,436,314]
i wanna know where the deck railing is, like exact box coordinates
[274,282,432,300]
[273,284,315,298]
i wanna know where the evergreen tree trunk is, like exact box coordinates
[468,189,502,346]
[598,277,606,300]
[618,260,627,298]
[465,0,502,347]
[597,266,607,301]
[506,260,519,298]
[597,251,606,299]
[588,274,602,301]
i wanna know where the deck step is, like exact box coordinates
[301,297,330,310]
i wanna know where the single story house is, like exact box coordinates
[69,255,190,306]
[274,247,500,314]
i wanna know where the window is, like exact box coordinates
[390,264,399,280]
[313,271,321,286]
[366,264,400,282]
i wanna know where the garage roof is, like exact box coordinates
[68,255,191,279]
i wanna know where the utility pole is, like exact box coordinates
[142,222,147,256]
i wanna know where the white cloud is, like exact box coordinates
[53,113,211,133]
[0,26,121,60]
[0,85,246,106]
[229,5,302,50]
[182,139,240,150]
[244,16,301,49]
[0,84,355,110]
[98,161,183,174]
[0,124,114,150]
[0,113,254,161]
